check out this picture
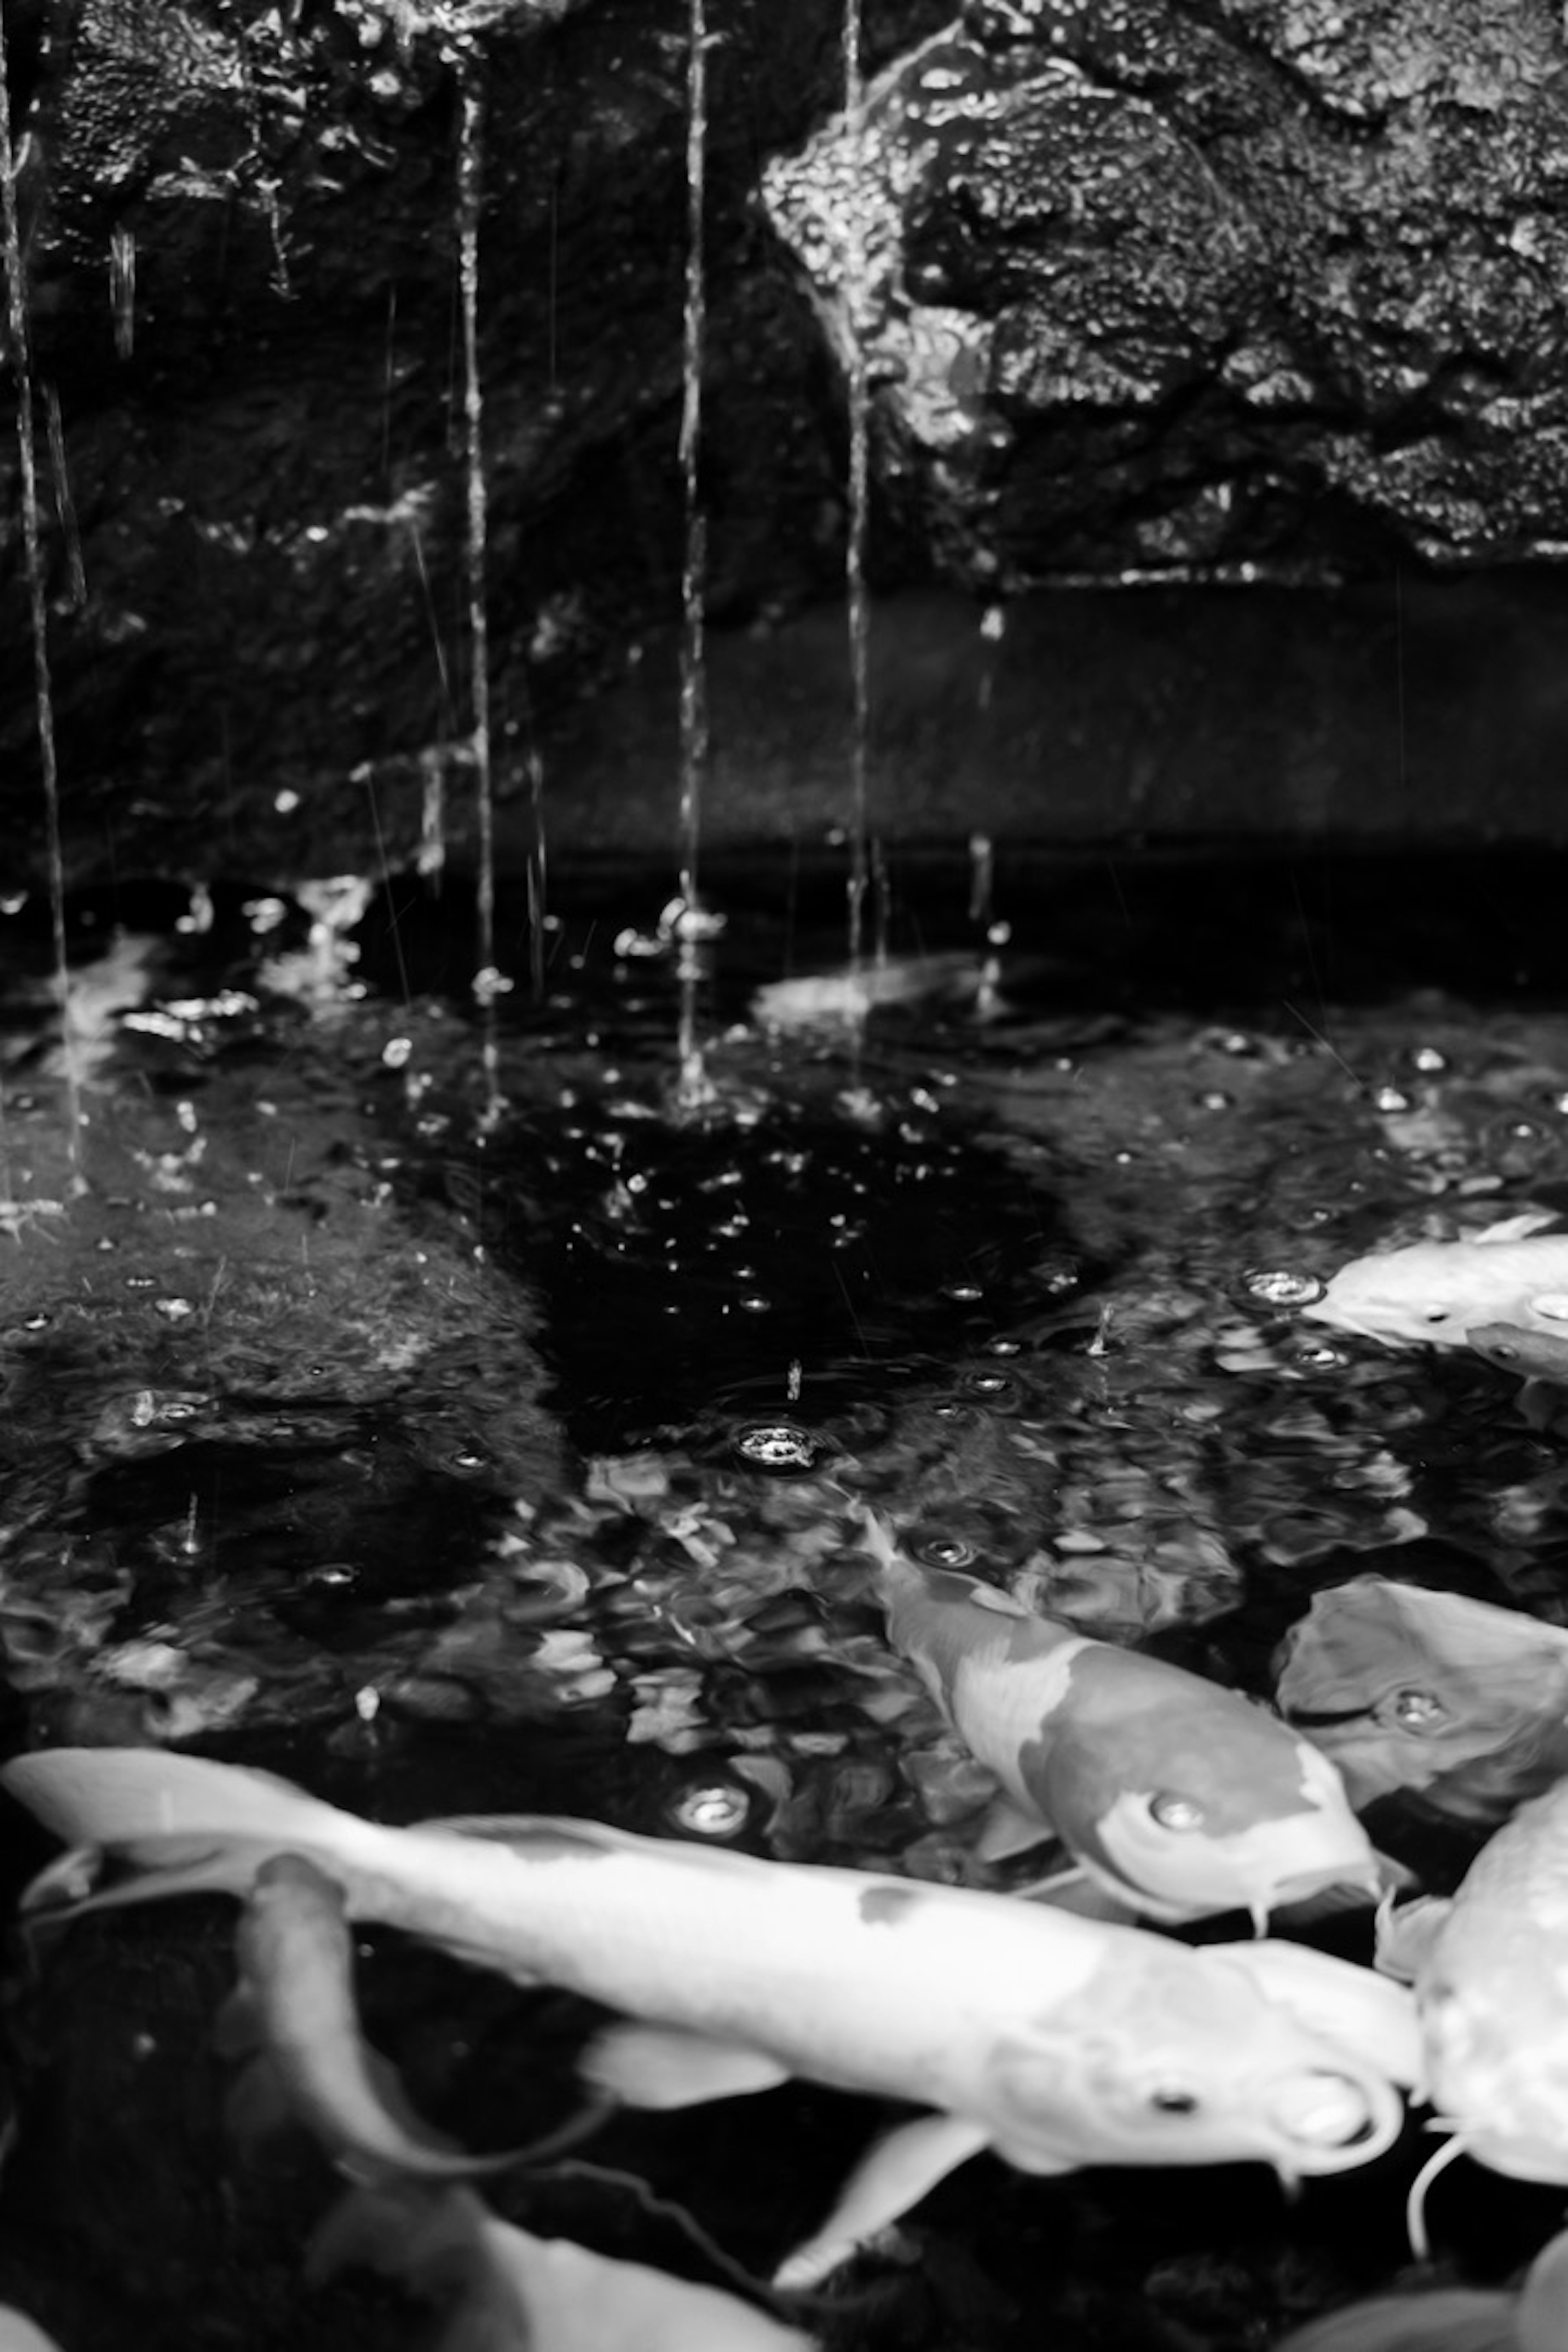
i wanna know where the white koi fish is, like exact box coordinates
[864,1511,1380,1928]
[218,1852,555,2183]
[1303,1219,1568,1350]
[1379,1778,1568,2244]
[310,2177,817,2352]
[2,1746,1409,2287]
[0,2314,66,2352]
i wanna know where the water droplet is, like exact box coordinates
[943,1282,984,1302]
[20,1312,50,1330]
[1244,1269,1326,1307]
[1196,1091,1233,1111]
[1372,1086,1411,1114]
[154,1298,196,1321]
[451,1449,487,1470]
[737,1295,772,1315]
[733,1421,817,1472]
[1410,1046,1448,1073]
[666,1781,751,1838]
[985,1337,1022,1356]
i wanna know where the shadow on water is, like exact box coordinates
[4,849,1568,2345]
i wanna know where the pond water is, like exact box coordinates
[2,847,1568,2350]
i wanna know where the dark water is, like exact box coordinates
[3,849,1568,2349]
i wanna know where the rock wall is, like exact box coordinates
[2,0,1567,885]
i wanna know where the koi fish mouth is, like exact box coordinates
[1265,2065,1404,2173]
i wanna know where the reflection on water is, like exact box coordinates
[4,862,1568,2341]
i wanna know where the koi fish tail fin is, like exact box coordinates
[1,1748,377,1920]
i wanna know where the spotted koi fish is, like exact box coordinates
[2,1745,1408,2288]
[862,1509,1380,1928]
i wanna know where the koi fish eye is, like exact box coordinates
[1146,2084,1201,2115]
[1148,1793,1205,1831]
[1385,1687,1446,1730]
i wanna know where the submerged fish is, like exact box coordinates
[218,1851,544,2183]
[310,2178,816,2352]
[751,951,993,1030]
[1272,2224,1568,2352]
[1275,1576,1568,1824]
[2,1746,1410,2287]
[1466,1321,1568,1385]
[1303,1221,1568,1350]
[1379,1779,1568,2221]
[863,1511,1379,1927]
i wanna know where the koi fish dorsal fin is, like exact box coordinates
[2,1746,350,1861]
[1473,1211,1560,1245]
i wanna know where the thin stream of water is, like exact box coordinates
[674,0,712,1105]
[842,0,878,978]
[0,11,83,1188]
[457,71,504,1121]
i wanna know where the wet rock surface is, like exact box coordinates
[4,1,1568,880]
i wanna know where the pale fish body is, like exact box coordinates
[1303,1225,1568,1350]
[1271,2223,1568,2352]
[2,1747,1408,2284]
[310,2178,817,2352]
[218,1852,530,2183]
[752,951,989,1031]
[1381,1778,1568,2188]
[0,2314,66,2352]
[864,1512,1378,1925]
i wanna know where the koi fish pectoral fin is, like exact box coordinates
[1014,1865,1143,1926]
[772,2112,994,2292]
[581,2023,792,2110]
[973,1795,1055,1865]
[1374,1892,1452,1982]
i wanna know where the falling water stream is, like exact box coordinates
[0,4,82,1187]
[457,69,506,1124]
[674,0,713,1107]
[841,0,878,984]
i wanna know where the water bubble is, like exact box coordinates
[665,1781,751,1838]
[915,1535,978,1568]
[1196,1091,1233,1111]
[1244,1269,1326,1307]
[1389,1688,1446,1729]
[1410,1046,1449,1074]
[737,1295,772,1315]
[733,1421,817,1473]
[1372,1086,1412,1114]
[943,1282,984,1302]
[985,1337,1022,1356]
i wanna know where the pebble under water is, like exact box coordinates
[3,851,1568,2349]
